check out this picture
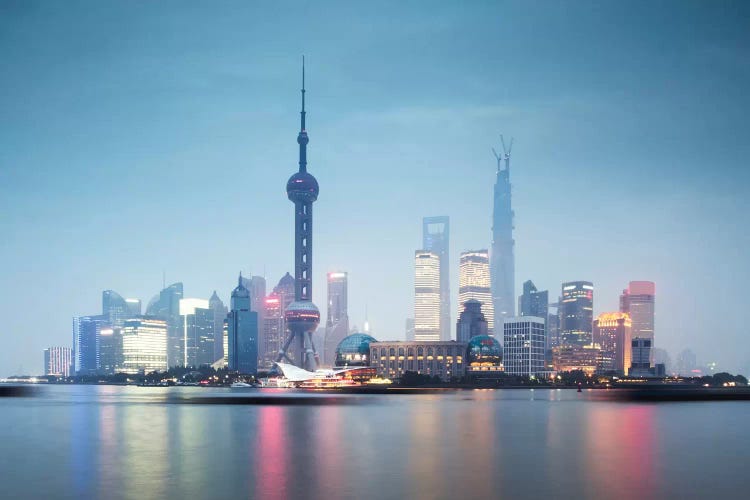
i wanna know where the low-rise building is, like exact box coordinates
[370,341,466,382]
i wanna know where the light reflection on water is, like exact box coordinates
[2,385,750,499]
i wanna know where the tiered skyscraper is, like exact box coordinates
[422,217,451,340]
[276,60,321,370]
[490,138,515,323]
[458,250,494,333]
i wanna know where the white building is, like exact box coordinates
[503,317,545,377]
[121,317,168,374]
[44,346,72,377]
[414,251,441,342]
[458,250,494,333]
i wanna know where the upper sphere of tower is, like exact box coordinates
[287,171,319,202]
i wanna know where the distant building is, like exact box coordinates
[370,341,466,382]
[44,347,72,377]
[244,276,267,354]
[120,317,168,374]
[323,271,350,366]
[629,337,653,377]
[490,140,515,321]
[593,312,632,375]
[414,250,441,342]
[458,250,494,333]
[209,291,228,363]
[552,345,599,375]
[503,317,545,377]
[125,298,142,317]
[260,294,284,370]
[179,298,214,368]
[145,282,184,368]
[560,281,594,347]
[423,217,451,341]
[98,326,123,375]
[227,275,259,374]
[405,318,415,341]
[456,299,489,343]
[73,315,106,375]
[465,335,504,380]
[675,348,698,376]
[102,290,131,328]
[620,281,655,346]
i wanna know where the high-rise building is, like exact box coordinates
[560,281,594,347]
[276,61,321,370]
[458,250,494,333]
[209,291,228,364]
[519,280,548,350]
[620,281,655,342]
[228,275,259,374]
[414,250,441,342]
[491,138,515,321]
[179,298,213,368]
[44,347,72,377]
[260,294,283,370]
[456,299,489,343]
[146,282,184,368]
[423,216,451,340]
[503,317,545,377]
[593,312,632,375]
[73,315,106,375]
[98,326,123,375]
[125,298,142,317]
[102,290,132,328]
[630,337,654,377]
[323,271,350,366]
[120,317,168,374]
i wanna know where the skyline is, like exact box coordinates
[2,1,750,375]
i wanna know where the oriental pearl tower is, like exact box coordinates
[276,58,321,371]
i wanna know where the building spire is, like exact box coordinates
[238,271,243,287]
[297,55,309,173]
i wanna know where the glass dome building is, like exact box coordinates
[335,333,377,367]
[466,335,503,369]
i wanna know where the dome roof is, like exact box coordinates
[466,335,503,365]
[335,333,377,367]
[287,171,319,202]
[277,272,295,287]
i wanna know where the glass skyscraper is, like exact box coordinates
[560,281,594,346]
[458,250,494,334]
[228,275,259,374]
[323,271,349,366]
[414,250,441,342]
[423,216,450,341]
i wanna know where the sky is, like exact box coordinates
[1,0,749,376]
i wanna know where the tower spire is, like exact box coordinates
[297,56,309,173]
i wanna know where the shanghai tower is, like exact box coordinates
[490,137,515,322]
[276,59,321,370]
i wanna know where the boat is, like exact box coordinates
[230,381,253,388]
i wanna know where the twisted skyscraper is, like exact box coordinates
[490,137,515,322]
[276,59,321,370]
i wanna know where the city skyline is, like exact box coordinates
[2,2,750,375]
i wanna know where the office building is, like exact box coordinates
[370,341,466,382]
[503,317,546,377]
[458,250,494,333]
[560,281,594,346]
[630,337,654,377]
[260,294,283,370]
[414,250,441,342]
[98,326,123,375]
[323,271,350,366]
[145,282,184,368]
[620,281,655,342]
[120,317,168,374]
[44,347,72,377]
[491,138,515,320]
[179,298,214,368]
[423,216,451,340]
[456,299,489,343]
[125,298,142,317]
[552,345,599,375]
[102,290,131,328]
[227,275,259,374]
[73,315,106,375]
[209,291,228,363]
[593,312,632,375]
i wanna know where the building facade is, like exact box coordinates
[209,291,228,364]
[503,317,545,377]
[98,326,123,375]
[630,337,654,377]
[414,250,441,342]
[593,312,632,375]
[560,281,594,347]
[73,315,106,375]
[456,299,489,343]
[227,276,259,374]
[458,250,494,333]
[552,345,599,375]
[370,341,466,382]
[620,281,655,343]
[145,282,184,368]
[423,216,451,341]
[179,298,213,368]
[323,271,350,366]
[44,347,72,377]
[120,317,168,374]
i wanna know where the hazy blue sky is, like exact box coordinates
[1,1,749,375]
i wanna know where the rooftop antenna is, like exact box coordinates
[500,135,514,172]
[491,147,502,172]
